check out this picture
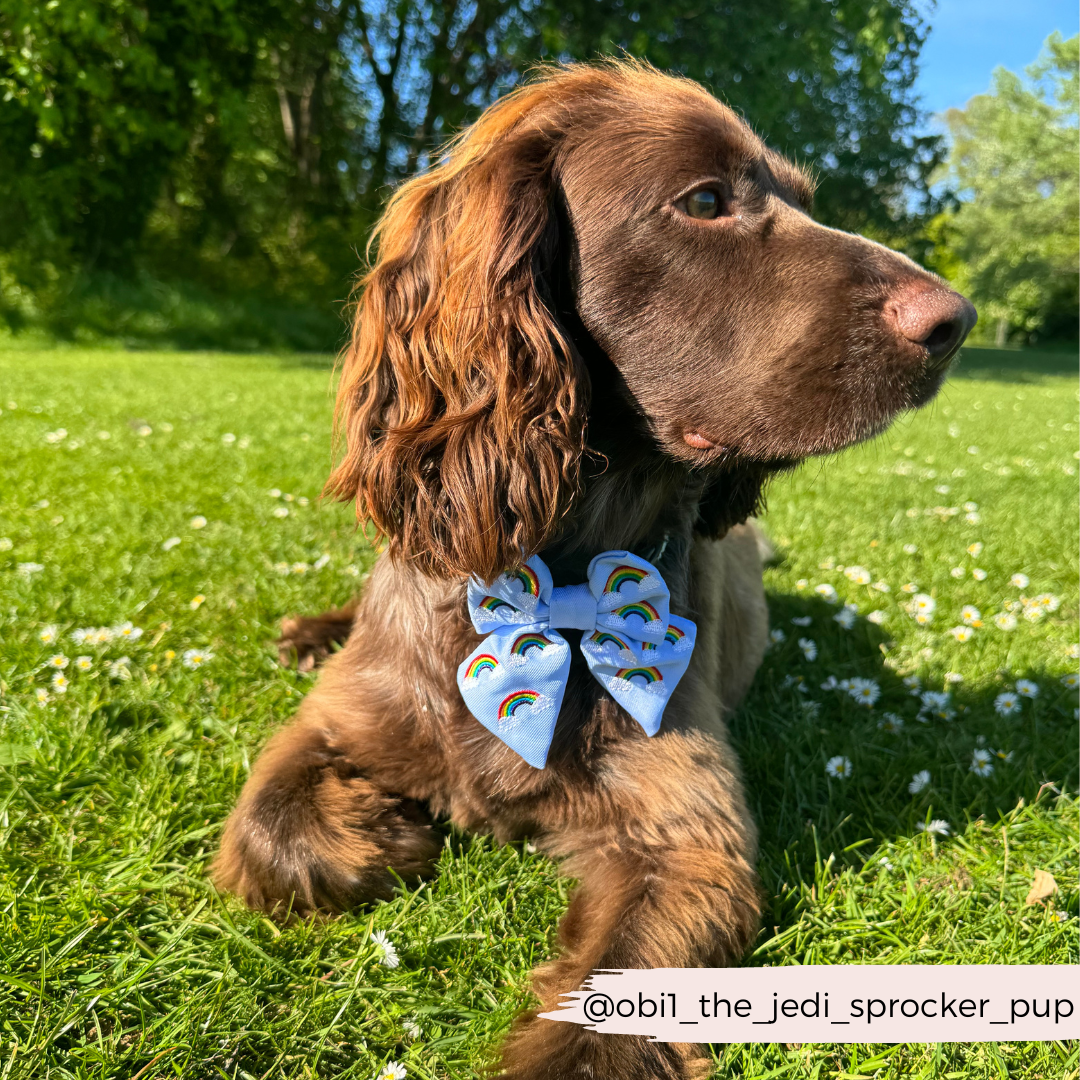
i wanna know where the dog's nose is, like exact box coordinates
[884,284,977,367]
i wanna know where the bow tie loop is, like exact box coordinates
[458,550,697,769]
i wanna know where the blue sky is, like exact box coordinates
[916,0,1079,127]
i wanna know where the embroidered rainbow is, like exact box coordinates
[465,654,499,678]
[589,631,629,650]
[498,689,540,718]
[604,564,647,594]
[511,633,549,656]
[615,666,663,684]
[664,625,686,646]
[641,640,657,651]
[614,601,660,624]
[508,565,541,597]
[480,595,514,614]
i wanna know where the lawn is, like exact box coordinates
[0,344,1077,1080]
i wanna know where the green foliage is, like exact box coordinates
[0,345,1076,1076]
[929,34,1079,346]
[0,0,941,348]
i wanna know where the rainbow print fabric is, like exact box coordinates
[457,551,697,768]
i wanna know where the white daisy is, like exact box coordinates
[1015,679,1039,698]
[1032,593,1060,612]
[994,692,1021,716]
[791,616,813,626]
[313,553,331,570]
[847,678,880,707]
[917,819,951,837]
[903,675,921,691]
[190,595,206,609]
[291,562,309,574]
[866,610,887,625]
[972,568,987,581]
[35,688,49,704]
[991,747,1013,764]
[965,512,980,524]
[950,567,965,579]
[967,542,983,557]
[75,656,93,671]
[274,562,290,574]
[825,755,853,779]
[877,712,904,733]
[949,626,974,642]
[182,647,214,670]
[273,507,289,519]
[769,628,786,644]
[221,432,236,444]
[1010,573,1030,588]
[961,605,982,626]
[901,582,918,594]
[872,580,891,593]
[820,676,839,690]
[269,488,282,498]
[90,627,113,645]
[908,770,930,794]
[963,502,978,512]
[844,566,871,585]
[113,622,143,641]
[798,637,817,661]
[911,594,936,616]
[994,612,1018,631]
[1068,644,1080,659]
[38,625,59,644]
[162,536,182,551]
[814,583,838,604]
[136,424,152,437]
[48,654,69,669]
[371,929,400,969]
[970,749,994,777]
[1060,673,1079,688]
[190,515,207,529]
[944,671,964,684]
[902,544,918,554]
[795,578,809,589]
[374,1064,407,1080]
[833,605,857,630]
[51,672,69,693]
[1023,605,1044,622]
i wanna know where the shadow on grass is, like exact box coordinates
[726,578,1078,946]
[953,345,1078,383]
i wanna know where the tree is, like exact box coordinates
[930,33,1079,345]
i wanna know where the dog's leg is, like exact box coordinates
[212,712,439,917]
[500,729,760,1080]
[277,603,358,671]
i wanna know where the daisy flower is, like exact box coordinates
[190,595,206,609]
[994,612,1018,631]
[833,605,857,630]
[991,748,1013,764]
[371,929,400,969]
[961,605,982,626]
[768,628,786,644]
[901,582,918,594]
[965,511,980,524]
[972,568,987,581]
[182,647,214,670]
[190,515,207,529]
[1015,679,1039,698]
[51,672,69,693]
[269,488,282,498]
[1032,593,1060,612]
[291,562,309,574]
[970,749,994,777]
[949,626,974,642]
[273,507,289,519]
[274,562,290,574]
[917,819,951,837]
[944,671,963,684]
[950,567,965,579]
[1060,673,1079,688]
[967,542,983,557]
[877,712,904,733]
[313,553,331,570]
[908,770,930,794]
[814,583,838,604]
[221,432,236,444]
[1023,605,1044,622]
[403,1019,422,1039]
[911,594,936,617]
[38,625,59,644]
[798,638,817,661]
[374,1064,407,1080]
[866,610,886,625]
[108,657,132,679]
[872,580,891,593]
[48,654,69,669]
[1010,573,1030,588]
[136,424,152,437]
[820,676,839,690]
[113,622,143,642]
[903,675,921,692]
[75,656,93,671]
[847,678,880,707]
[162,536,181,551]
[963,502,978,512]
[795,578,809,589]
[1068,645,1080,660]
[825,755,853,779]
[903,544,918,554]
[90,627,113,645]
[993,691,1021,716]
[35,688,49,704]
[844,566,871,585]
[791,616,813,626]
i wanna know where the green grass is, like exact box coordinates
[0,344,1076,1080]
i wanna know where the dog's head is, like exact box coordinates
[330,61,976,579]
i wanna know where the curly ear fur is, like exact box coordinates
[327,82,589,581]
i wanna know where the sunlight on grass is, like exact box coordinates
[0,346,1076,1079]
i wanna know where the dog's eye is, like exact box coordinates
[683,188,722,220]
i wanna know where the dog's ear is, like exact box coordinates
[327,110,587,581]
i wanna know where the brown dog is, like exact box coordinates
[214,60,975,1078]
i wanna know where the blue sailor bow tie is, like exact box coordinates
[456,550,697,769]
